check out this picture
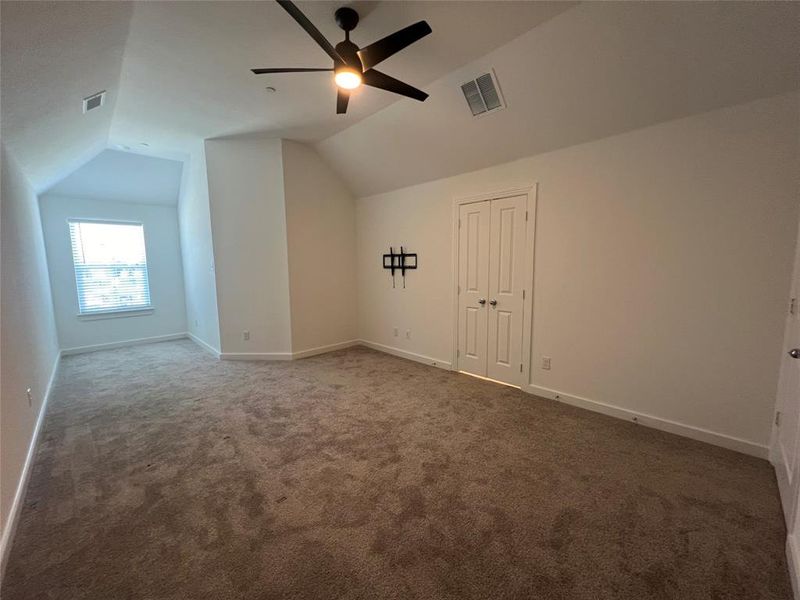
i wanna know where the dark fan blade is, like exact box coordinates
[276,0,344,65]
[336,89,350,114]
[363,69,428,102]
[357,21,432,71]
[251,67,333,74]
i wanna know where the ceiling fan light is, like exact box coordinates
[334,68,362,90]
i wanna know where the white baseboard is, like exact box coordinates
[292,340,360,359]
[357,339,452,370]
[187,332,220,358]
[219,340,361,361]
[527,383,768,459]
[0,350,61,579]
[788,534,800,600]
[61,333,188,356]
[220,352,293,361]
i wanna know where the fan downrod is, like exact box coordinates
[334,7,359,33]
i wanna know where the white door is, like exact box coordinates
[457,201,490,377]
[486,195,526,384]
[774,218,800,522]
[457,194,526,386]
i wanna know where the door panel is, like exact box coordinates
[458,201,490,377]
[775,217,800,521]
[466,212,482,292]
[497,207,515,294]
[487,195,526,384]
[495,310,512,365]
[465,307,480,358]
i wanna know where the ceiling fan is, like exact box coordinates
[252,0,432,114]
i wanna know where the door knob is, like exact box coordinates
[790,349,800,359]
[489,299,497,306]
[478,298,486,305]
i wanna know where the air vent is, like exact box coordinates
[460,70,505,117]
[82,91,106,114]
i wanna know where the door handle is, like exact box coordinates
[790,349,800,359]
[478,298,486,305]
[489,299,497,306]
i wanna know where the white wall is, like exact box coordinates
[205,137,292,356]
[38,195,187,351]
[356,93,800,454]
[0,145,60,564]
[282,140,358,353]
[178,145,221,353]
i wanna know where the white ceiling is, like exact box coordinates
[108,1,573,154]
[316,1,800,197]
[45,149,184,205]
[2,1,798,198]
[0,1,132,191]
[2,0,572,191]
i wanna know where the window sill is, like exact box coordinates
[77,308,154,321]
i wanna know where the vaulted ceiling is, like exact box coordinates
[1,1,132,191]
[2,1,798,197]
[46,150,183,205]
[1,0,572,192]
[317,1,800,196]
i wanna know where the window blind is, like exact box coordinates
[68,220,152,315]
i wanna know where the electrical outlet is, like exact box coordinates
[393,327,398,337]
[541,356,551,370]
[243,331,250,341]
[406,329,411,339]
[26,388,32,407]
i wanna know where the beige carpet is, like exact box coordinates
[1,339,791,599]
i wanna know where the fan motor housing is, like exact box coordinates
[334,7,359,32]
[335,39,362,70]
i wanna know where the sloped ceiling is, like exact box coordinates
[2,1,799,197]
[316,1,800,197]
[0,1,133,192]
[45,149,184,205]
[0,0,573,192]
[109,1,573,152]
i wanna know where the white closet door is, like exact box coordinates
[486,195,526,385]
[457,201,490,377]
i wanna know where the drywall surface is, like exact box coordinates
[38,195,187,351]
[178,145,221,352]
[0,145,60,545]
[46,149,184,206]
[318,1,800,197]
[356,93,800,449]
[204,137,292,355]
[0,1,133,191]
[282,141,358,353]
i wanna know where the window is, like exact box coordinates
[68,220,152,315]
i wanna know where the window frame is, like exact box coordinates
[67,218,154,318]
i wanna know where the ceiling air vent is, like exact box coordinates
[460,70,505,117]
[82,91,106,114]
